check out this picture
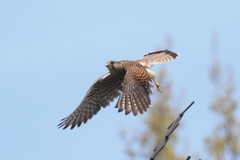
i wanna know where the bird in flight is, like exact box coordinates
[58,50,179,129]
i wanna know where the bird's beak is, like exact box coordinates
[106,63,109,67]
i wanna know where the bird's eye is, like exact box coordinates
[111,62,116,70]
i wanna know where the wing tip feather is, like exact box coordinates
[144,49,180,58]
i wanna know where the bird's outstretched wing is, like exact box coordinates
[115,62,152,116]
[137,50,179,68]
[58,72,125,129]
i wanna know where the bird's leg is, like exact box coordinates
[146,68,162,92]
[153,78,162,92]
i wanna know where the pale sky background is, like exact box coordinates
[0,0,240,160]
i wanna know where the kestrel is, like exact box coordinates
[58,50,179,129]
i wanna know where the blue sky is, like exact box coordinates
[0,0,239,160]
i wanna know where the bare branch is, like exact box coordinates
[186,156,191,160]
[149,101,195,160]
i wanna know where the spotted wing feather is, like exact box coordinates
[137,50,179,68]
[58,72,124,129]
[115,62,152,116]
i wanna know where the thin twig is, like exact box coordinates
[149,101,195,160]
[186,156,191,160]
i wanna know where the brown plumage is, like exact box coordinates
[58,50,179,129]
[115,61,152,116]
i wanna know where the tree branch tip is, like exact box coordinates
[181,101,195,115]
[186,156,191,160]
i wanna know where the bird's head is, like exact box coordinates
[106,61,115,73]
[106,61,123,73]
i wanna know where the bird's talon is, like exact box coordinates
[156,83,162,92]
